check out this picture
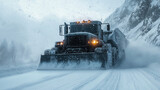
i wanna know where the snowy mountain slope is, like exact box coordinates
[105,0,160,46]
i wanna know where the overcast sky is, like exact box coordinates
[18,0,125,22]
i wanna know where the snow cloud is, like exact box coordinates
[120,40,160,68]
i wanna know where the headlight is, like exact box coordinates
[88,39,99,46]
[60,42,63,45]
[56,41,64,46]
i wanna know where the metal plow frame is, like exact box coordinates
[38,52,108,70]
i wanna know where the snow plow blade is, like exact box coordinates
[38,52,108,70]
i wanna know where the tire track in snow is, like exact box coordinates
[112,71,121,90]
[49,71,103,90]
[105,71,121,90]
[116,70,137,90]
[144,69,160,82]
[137,69,159,90]
[78,70,113,90]
[93,70,120,90]
[10,72,74,90]
[68,71,103,90]
[139,69,160,90]
[92,71,114,90]
[129,71,138,90]
[132,70,148,90]
[132,69,158,90]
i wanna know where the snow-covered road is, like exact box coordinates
[0,66,160,90]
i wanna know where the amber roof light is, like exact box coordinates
[87,20,91,23]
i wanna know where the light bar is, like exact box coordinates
[76,21,80,24]
[76,20,91,24]
[87,20,91,23]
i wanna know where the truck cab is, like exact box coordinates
[57,20,110,53]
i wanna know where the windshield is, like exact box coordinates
[70,24,98,35]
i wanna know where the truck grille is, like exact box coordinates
[66,35,87,47]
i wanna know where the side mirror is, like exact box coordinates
[64,23,68,34]
[59,23,70,36]
[107,24,110,31]
[59,25,64,36]
[102,23,110,31]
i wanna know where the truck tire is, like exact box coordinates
[105,44,113,69]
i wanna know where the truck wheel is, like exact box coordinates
[112,47,118,66]
[104,44,113,69]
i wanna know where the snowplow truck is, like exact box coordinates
[38,20,127,69]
